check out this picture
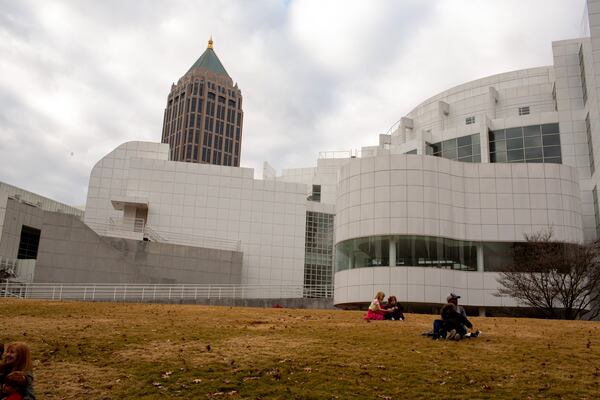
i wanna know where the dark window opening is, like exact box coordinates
[18,226,41,259]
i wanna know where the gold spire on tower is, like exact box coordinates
[208,36,213,49]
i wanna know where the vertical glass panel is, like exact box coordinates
[457,135,472,147]
[542,123,560,135]
[506,138,524,150]
[524,136,542,148]
[507,149,524,161]
[505,127,523,139]
[523,125,541,137]
[542,134,561,146]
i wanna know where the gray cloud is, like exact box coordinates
[0,0,587,206]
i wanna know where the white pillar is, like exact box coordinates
[479,307,487,317]
[389,238,396,267]
[477,244,484,272]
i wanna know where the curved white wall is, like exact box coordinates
[335,154,583,244]
[334,267,518,308]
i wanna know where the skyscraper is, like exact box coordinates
[162,38,243,166]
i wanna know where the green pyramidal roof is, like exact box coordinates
[186,39,229,77]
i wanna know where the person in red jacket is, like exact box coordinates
[2,371,27,400]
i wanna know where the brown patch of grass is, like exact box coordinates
[1,299,599,399]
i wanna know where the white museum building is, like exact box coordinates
[2,0,600,314]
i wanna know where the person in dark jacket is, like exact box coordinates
[430,293,478,340]
[383,296,406,320]
[0,342,35,400]
[440,300,473,339]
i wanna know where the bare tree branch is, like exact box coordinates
[496,229,600,320]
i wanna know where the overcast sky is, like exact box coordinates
[0,0,589,206]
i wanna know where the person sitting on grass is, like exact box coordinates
[0,342,35,400]
[440,294,480,340]
[2,371,28,400]
[383,295,405,321]
[363,291,391,320]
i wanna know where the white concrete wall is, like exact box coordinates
[0,182,83,253]
[85,141,307,287]
[334,267,518,308]
[335,155,583,244]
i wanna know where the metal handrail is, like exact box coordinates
[85,218,241,251]
[318,149,361,159]
[0,283,333,301]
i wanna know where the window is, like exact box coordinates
[489,123,561,164]
[18,226,41,259]
[465,116,476,125]
[594,186,600,239]
[304,211,335,296]
[335,235,478,271]
[425,133,480,163]
[587,113,595,175]
[308,185,321,202]
[580,45,588,105]
[518,106,530,116]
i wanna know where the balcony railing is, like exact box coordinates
[0,283,333,301]
[86,218,241,252]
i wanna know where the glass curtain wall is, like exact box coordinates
[489,123,561,163]
[336,235,478,272]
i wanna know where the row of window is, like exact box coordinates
[489,123,561,164]
[426,133,481,163]
[335,236,523,273]
[336,235,478,271]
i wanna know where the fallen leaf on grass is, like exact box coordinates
[303,367,312,373]
[192,378,202,383]
[161,371,173,379]
[243,376,260,381]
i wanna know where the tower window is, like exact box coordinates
[465,116,475,125]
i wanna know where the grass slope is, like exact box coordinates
[0,299,599,399]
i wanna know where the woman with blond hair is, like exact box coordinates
[363,291,390,320]
[0,342,35,400]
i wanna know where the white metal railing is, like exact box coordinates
[152,229,242,252]
[85,218,241,251]
[0,283,333,301]
[109,217,145,233]
[86,217,144,237]
[0,257,18,278]
[318,149,361,159]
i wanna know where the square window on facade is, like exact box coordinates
[466,116,476,125]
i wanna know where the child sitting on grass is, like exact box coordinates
[2,371,27,400]
[364,291,391,320]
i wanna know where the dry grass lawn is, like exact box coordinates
[0,299,599,399]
